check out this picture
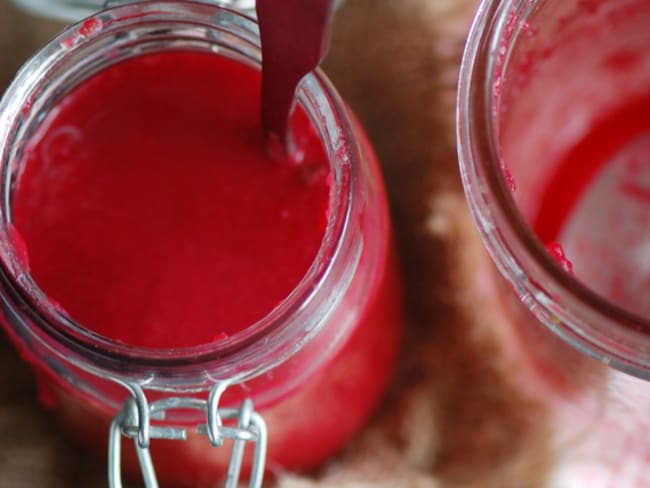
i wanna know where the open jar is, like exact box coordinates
[9,0,345,22]
[458,0,650,485]
[10,0,257,22]
[0,2,403,487]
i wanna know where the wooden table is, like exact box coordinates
[0,1,551,486]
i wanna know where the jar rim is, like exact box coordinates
[0,1,360,385]
[457,0,650,376]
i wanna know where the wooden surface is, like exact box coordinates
[0,1,552,486]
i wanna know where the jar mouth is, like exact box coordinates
[457,0,650,375]
[0,2,359,382]
[10,0,346,23]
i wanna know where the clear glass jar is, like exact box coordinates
[11,0,257,21]
[0,2,402,486]
[458,0,650,485]
[10,0,345,22]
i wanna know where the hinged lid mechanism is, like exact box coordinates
[109,382,267,488]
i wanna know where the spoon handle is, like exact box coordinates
[256,0,335,157]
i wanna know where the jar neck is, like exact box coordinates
[10,0,345,23]
[457,0,650,377]
[0,1,362,389]
[11,0,257,22]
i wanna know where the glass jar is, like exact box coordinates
[11,0,257,21]
[0,2,403,487]
[10,0,345,22]
[458,0,650,485]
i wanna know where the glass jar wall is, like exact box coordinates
[458,0,650,485]
[0,2,403,486]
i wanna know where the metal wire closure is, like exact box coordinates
[108,382,267,488]
[103,0,257,14]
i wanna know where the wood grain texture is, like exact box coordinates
[0,1,552,486]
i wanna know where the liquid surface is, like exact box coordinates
[14,51,331,348]
[533,95,650,319]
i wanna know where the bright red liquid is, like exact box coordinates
[14,51,330,348]
[9,50,403,485]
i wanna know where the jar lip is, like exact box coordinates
[10,0,347,23]
[0,1,358,380]
[457,0,650,373]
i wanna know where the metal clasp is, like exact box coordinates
[108,382,267,488]
[102,0,257,13]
